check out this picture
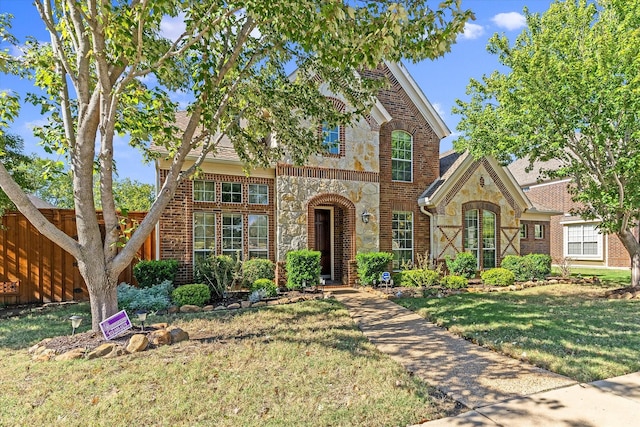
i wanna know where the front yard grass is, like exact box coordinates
[553,266,631,286]
[397,282,640,383]
[0,300,460,426]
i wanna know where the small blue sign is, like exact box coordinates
[381,271,391,282]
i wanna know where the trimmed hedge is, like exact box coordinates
[356,252,393,286]
[481,268,515,286]
[242,259,275,288]
[133,259,179,288]
[251,278,278,297]
[445,252,477,279]
[286,250,321,290]
[501,254,552,281]
[396,269,440,287]
[172,283,211,307]
[440,275,468,289]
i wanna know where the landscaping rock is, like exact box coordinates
[104,346,127,359]
[54,348,85,361]
[29,338,52,355]
[241,301,252,309]
[202,305,214,312]
[33,348,57,362]
[290,297,303,303]
[167,305,179,314]
[151,323,169,330]
[149,329,172,346]
[227,303,241,310]
[87,343,118,360]
[179,304,202,313]
[251,301,267,307]
[548,279,559,284]
[623,292,633,300]
[214,305,227,311]
[126,334,149,353]
[168,326,189,343]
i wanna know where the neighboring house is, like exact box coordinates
[508,157,635,269]
[154,62,557,285]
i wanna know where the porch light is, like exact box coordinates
[361,210,372,224]
[69,315,83,336]
[135,310,148,331]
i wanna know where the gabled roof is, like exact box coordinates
[508,156,564,187]
[384,61,451,139]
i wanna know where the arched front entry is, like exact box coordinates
[307,194,356,285]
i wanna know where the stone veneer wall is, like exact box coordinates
[432,162,521,264]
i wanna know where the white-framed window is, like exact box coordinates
[193,180,215,202]
[322,123,340,155]
[464,209,496,269]
[222,213,243,260]
[564,223,603,259]
[520,223,527,239]
[248,184,268,205]
[534,224,545,239]
[193,212,215,263]
[392,211,413,270]
[248,214,268,259]
[391,130,412,182]
[221,182,242,203]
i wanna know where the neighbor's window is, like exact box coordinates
[222,213,243,259]
[248,184,268,205]
[520,223,527,239]
[193,212,216,263]
[221,182,242,203]
[248,214,268,259]
[193,180,215,202]
[534,224,545,239]
[392,211,413,269]
[565,223,602,258]
[322,123,340,155]
[391,130,412,182]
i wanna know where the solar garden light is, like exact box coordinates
[135,310,148,331]
[69,315,83,336]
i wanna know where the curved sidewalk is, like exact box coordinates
[333,288,640,426]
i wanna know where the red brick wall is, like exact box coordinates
[364,65,440,262]
[519,220,551,256]
[158,170,275,284]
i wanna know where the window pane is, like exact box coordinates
[248,184,268,204]
[193,212,215,261]
[322,124,340,155]
[248,214,268,259]
[392,211,413,269]
[222,213,243,259]
[222,182,242,203]
[194,180,215,202]
[391,131,412,182]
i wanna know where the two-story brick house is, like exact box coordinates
[508,157,636,269]
[154,62,556,285]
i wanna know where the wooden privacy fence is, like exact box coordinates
[0,209,156,305]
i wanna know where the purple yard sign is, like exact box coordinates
[99,309,133,340]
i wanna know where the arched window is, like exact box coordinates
[463,204,498,269]
[391,130,412,182]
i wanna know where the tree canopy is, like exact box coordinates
[453,0,640,286]
[0,0,472,329]
[0,133,35,216]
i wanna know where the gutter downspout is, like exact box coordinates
[420,205,435,263]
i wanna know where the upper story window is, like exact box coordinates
[193,180,215,202]
[221,182,242,203]
[248,184,268,205]
[391,130,412,182]
[322,123,341,155]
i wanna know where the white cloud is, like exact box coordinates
[492,12,527,31]
[160,13,186,42]
[461,23,484,40]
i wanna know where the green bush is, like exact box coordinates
[242,259,275,288]
[194,254,236,300]
[440,275,468,289]
[251,278,278,297]
[481,268,516,286]
[356,252,393,286]
[286,250,321,290]
[133,259,179,288]
[501,254,552,281]
[117,280,173,312]
[171,283,211,307]
[445,252,477,279]
[397,269,440,287]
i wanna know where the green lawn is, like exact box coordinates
[397,282,640,383]
[553,267,631,286]
[0,300,460,426]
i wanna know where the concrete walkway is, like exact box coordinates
[333,288,640,426]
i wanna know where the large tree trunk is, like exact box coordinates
[85,273,119,332]
[617,228,640,288]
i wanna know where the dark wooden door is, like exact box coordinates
[314,209,332,277]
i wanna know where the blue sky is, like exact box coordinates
[1,1,554,185]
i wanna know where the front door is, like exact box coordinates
[314,208,332,278]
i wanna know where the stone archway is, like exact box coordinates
[307,194,356,285]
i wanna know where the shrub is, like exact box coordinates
[242,259,275,288]
[440,275,468,289]
[194,255,236,300]
[481,268,515,286]
[397,269,440,287]
[445,252,477,279]
[525,254,551,280]
[501,254,552,281]
[251,278,278,297]
[286,250,321,290]
[172,283,211,307]
[501,255,527,281]
[117,280,173,312]
[133,259,179,288]
[356,252,393,286]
